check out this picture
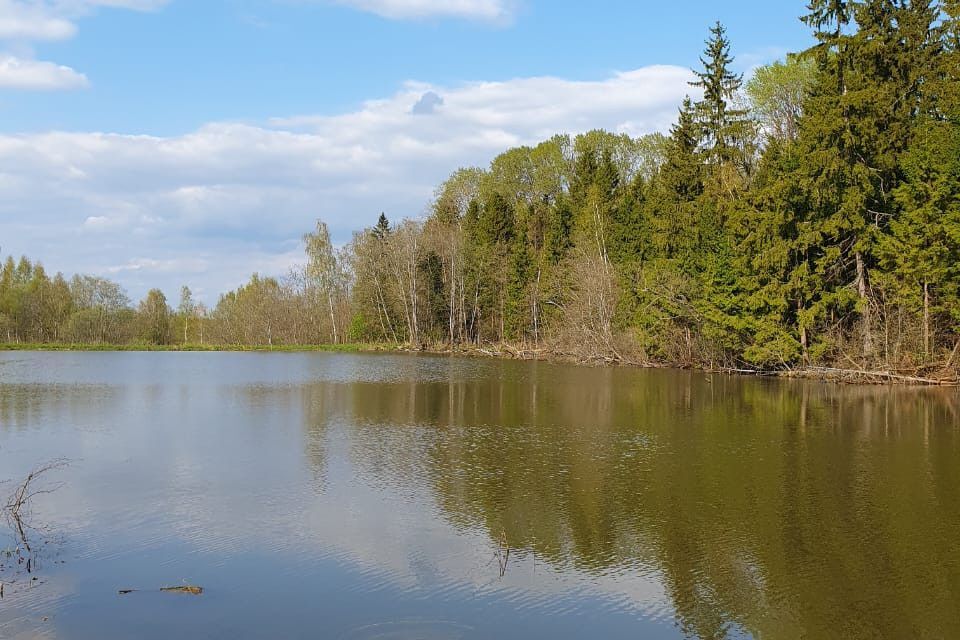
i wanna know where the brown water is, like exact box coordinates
[0,351,958,639]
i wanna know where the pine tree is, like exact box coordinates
[733,140,815,365]
[570,148,620,262]
[608,175,648,266]
[504,223,532,341]
[647,97,703,266]
[545,196,574,264]
[479,193,515,247]
[879,118,960,357]
[690,22,752,171]
[372,213,391,240]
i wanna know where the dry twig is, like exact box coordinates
[4,459,69,552]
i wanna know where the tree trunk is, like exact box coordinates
[448,253,456,346]
[797,299,808,362]
[374,273,397,343]
[533,267,541,348]
[856,251,872,358]
[327,291,338,344]
[923,279,930,359]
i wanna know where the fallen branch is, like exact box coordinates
[788,367,959,386]
[4,459,69,553]
[119,585,204,596]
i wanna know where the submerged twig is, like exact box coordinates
[494,529,510,578]
[4,459,69,553]
[1,459,69,598]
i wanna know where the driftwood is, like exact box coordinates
[784,366,959,386]
[161,585,203,595]
[119,585,203,596]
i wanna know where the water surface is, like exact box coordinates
[0,352,958,639]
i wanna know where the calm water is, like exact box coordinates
[0,352,958,639]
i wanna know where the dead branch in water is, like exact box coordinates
[119,585,204,596]
[160,585,203,595]
[494,530,510,578]
[4,459,69,553]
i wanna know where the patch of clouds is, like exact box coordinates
[329,0,517,23]
[411,90,443,115]
[104,256,209,275]
[83,215,111,227]
[0,65,694,302]
[0,53,88,89]
[0,0,169,90]
[0,1,76,40]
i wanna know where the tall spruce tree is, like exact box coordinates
[372,213,391,240]
[647,97,704,266]
[791,0,892,358]
[880,118,960,357]
[690,22,752,173]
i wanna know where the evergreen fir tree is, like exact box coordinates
[880,118,960,356]
[690,22,752,171]
[647,97,704,266]
[372,213,391,240]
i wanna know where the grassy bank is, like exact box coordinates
[0,342,400,353]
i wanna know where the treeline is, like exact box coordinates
[5,1,960,373]
[344,1,960,371]
[0,250,344,348]
[1,218,351,347]
[0,256,138,344]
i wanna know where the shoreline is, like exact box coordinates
[1,342,957,387]
[0,343,397,354]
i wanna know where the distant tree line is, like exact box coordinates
[0,245,346,348]
[4,1,959,373]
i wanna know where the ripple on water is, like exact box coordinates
[339,620,474,640]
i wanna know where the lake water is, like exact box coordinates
[0,352,958,639]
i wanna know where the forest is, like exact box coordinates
[2,0,959,375]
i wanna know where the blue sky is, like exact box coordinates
[0,0,815,302]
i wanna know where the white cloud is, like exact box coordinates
[0,65,694,302]
[0,0,76,40]
[0,53,87,89]
[330,0,516,22]
[104,256,210,274]
[0,0,168,90]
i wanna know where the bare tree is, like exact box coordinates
[304,220,344,344]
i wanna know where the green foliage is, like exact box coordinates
[348,312,372,343]
[478,192,515,247]
[746,54,817,143]
[880,118,960,330]
[505,223,532,340]
[139,289,172,345]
